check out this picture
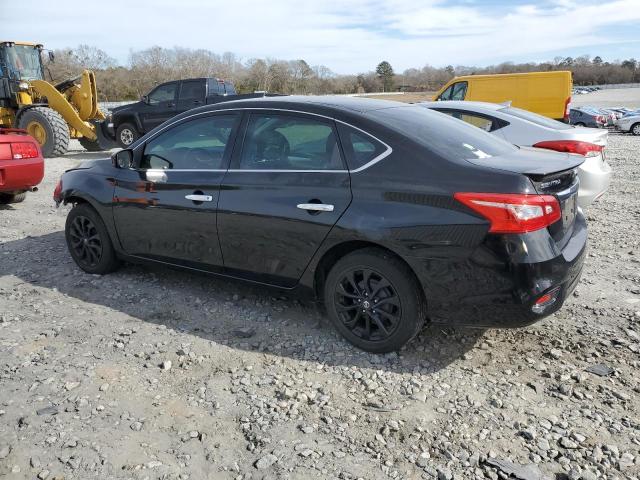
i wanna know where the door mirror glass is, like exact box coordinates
[112,149,133,169]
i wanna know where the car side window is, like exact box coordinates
[238,113,343,170]
[148,83,177,105]
[450,82,468,101]
[438,85,454,101]
[436,109,497,132]
[179,81,205,101]
[140,114,238,170]
[337,124,387,170]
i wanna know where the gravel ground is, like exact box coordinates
[1,135,639,480]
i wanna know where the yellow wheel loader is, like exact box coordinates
[0,41,114,157]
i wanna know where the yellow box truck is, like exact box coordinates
[432,71,572,121]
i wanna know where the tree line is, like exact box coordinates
[44,45,640,101]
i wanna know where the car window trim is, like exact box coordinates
[137,107,392,174]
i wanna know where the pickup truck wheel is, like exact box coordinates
[632,123,640,136]
[0,192,26,204]
[17,106,70,157]
[116,123,139,148]
[65,203,120,274]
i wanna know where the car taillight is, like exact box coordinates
[454,192,561,234]
[10,142,39,159]
[564,97,571,122]
[533,140,604,157]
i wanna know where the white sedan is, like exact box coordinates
[615,113,640,135]
[421,101,612,208]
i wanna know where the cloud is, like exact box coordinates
[1,0,639,73]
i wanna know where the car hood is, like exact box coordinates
[465,146,584,177]
[111,102,142,114]
[66,158,112,172]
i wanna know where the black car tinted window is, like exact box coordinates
[239,113,343,170]
[434,109,498,132]
[179,81,205,100]
[148,83,177,104]
[337,124,387,170]
[141,114,238,170]
[370,106,517,160]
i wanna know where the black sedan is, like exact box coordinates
[54,96,587,353]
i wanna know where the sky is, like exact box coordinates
[4,0,640,74]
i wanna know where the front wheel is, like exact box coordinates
[65,203,120,274]
[324,248,426,353]
[116,123,140,148]
[632,123,640,136]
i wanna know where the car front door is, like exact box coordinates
[217,111,352,287]
[177,80,206,112]
[112,112,241,270]
[140,82,178,132]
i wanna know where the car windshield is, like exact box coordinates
[1,44,43,80]
[369,105,517,160]
[500,106,572,130]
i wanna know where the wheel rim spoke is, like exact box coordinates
[70,216,102,267]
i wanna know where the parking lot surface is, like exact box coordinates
[1,135,639,479]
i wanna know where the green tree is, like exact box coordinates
[375,61,394,92]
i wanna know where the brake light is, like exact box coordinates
[10,142,39,159]
[533,140,604,157]
[564,97,571,122]
[454,192,561,234]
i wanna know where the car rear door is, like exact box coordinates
[112,112,241,270]
[217,110,352,287]
[177,80,206,112]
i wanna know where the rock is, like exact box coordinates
[37,470,50,480]
[585,364,614,377]
[580,472,597,480]
[484,458,548,480]
[130,421,143,431]
[0,444,11,459]
[559,437,579,449]
[30,456,41,468]
[64,381,80,391]
[619,452,635,470]
[36,405,59,416]
[254,453,278,469]
[161,360,172,371]
[233,327,256,338]
[549,349,563,359]
[99,383,110,392]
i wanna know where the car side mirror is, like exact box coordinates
[112,149,133,169]
[142,95,149,104]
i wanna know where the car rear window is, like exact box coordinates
[500,106,572,130]
[369,105,517,160]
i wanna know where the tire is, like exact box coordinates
[116,123,140,148]
[65,203,120,274]
[17,106,69,157]
[323,248,426,353]
[632,123,640,136]
[574,122,586,127]
[0,192,26,204]
[78,136,103,152]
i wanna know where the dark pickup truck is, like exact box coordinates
[107,78,275,147]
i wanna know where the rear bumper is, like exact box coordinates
[0,157,44,193]
[407,211,587,328]
[577,153,612,207]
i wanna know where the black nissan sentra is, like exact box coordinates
[55,96,587,353]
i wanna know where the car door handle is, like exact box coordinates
[185,194,213,202]
[297,203,334,212]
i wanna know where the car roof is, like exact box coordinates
[171,95,416,123]
[419,100,506,112]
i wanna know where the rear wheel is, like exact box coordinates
[116,123,139,148]
[574,122,586,127]
[17,106,69,157]
[324,248,426,353]
[65,203,120,274]
[0,192,26,204]
[632,123,640,136]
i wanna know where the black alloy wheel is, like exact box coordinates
[324,248,426,353]
[68,215,103,268]
[334,268,401,342]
